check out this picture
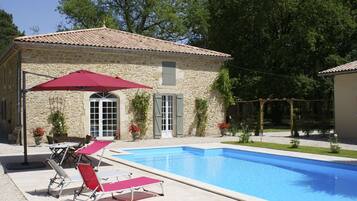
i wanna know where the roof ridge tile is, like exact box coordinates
[104,28,226,55]
[16,27,106,40]
[14,27,231,58]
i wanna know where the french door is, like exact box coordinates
[161,95,173,138]
[90,93,118,137]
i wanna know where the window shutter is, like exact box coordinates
[162,61,176,86]
[176,94,184,137]
[153,94,162,139]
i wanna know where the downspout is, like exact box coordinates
[16,47,22,145]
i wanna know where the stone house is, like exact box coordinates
[0,27,231,143]
[319,60,357,142]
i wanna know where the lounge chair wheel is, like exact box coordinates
[55,194,60,198]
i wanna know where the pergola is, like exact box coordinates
[235,98,329,135]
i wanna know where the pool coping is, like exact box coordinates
[104,143,357,201]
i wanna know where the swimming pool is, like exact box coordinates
[114,146,357,201]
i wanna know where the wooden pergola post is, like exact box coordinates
[288,99,294,136]
[259,98,266,135]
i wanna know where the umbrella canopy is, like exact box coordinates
[7,69,151,170]
[30,70,151,92]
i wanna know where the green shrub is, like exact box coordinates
[239,122,252,143]
[48,110,67,137]
[131,92,150,138]
[228,119,240,136]
[329,134,341,153]
[290,139,300,148]
[195,98,208,137]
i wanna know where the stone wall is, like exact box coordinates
[20,46,225,143]
[0,52,20,143]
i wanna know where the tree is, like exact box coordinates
[0,9,22,55]
[57,0,209,42]
[208,0,356,100]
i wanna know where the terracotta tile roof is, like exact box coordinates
[14,27,231,58]
[319,60,357,75]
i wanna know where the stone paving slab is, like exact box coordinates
[2,133,357,201]
[1,133,357,156]
[0,159,27,201]
[8,157,236,201]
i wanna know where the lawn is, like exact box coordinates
[263,128,290,132]
[223,141,357,159]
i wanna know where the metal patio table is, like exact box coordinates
[48,142,80,165]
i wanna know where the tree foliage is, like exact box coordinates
[0,9,22,55]
[208,0,357,100]
[56,0,357,102]
[57,0,209,42]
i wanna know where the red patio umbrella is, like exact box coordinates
[30,70,151,91]
[8,70,151,170]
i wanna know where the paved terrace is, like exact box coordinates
[1,132,357,201]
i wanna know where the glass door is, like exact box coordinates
[90,93,118,138]
[161,95,173,138]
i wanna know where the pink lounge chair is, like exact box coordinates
[75,140,112,169]
[46,159,132,198]
[74,163,164,201]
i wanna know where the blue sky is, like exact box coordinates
[0,0,68,35]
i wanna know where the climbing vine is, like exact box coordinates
[211,67,235,109]
[131,92,150,138]
[195,98,208,137]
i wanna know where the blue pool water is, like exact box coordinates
[114,147,357,201]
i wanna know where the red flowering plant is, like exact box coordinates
[33,127,45,137]
[217,122,230,130]
[129,123,141,141]
[217,122,230,136]
[33,127,45,145]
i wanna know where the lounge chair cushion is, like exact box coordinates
[102,177,162,192]
[76,140,112,155]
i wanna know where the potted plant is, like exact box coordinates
[115,129,120,140]
[33,127,45,146]
[48,110,67,138]
[329,133,341,153]
[85,134,92,144]
[46,135,54,144]
[290,138,300,148]
[218,122,230,136]
[129,123,141,141]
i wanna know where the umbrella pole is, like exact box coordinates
[6,71,54,170]
[22,70,28,164]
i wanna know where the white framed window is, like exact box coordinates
[90,92,118,137]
